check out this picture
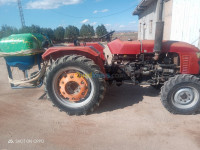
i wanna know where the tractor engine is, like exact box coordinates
[107,53,180,86]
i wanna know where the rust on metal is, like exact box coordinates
[59,73,88,102]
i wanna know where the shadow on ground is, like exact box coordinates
[94,84,160,114]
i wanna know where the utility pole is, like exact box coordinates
[17,0,25,28]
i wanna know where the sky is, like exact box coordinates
[0,0,140,31]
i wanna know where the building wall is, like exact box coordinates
[138,0,173,40]
[170,0,200,48]
[138,0,158,40]
[163,0,173,40]
[137,0,200,48]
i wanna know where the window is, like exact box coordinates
[143,23,146,40]
[149,20,153,34]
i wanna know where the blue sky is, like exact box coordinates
[0,0,140,31]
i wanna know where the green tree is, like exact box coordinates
[19,26,54,40]
[0,25,18,38]
[30,25,41,33]
[41,28,55,40]
[18,26,32,33]
[18,25,41,34]
[54,26,65,41]
[65,25,79,40]
[80,24,95,38]
[96,24,108,37]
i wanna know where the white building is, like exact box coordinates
[133,0,200,48]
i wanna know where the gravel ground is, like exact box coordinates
[0,46,200,150]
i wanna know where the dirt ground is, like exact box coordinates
[0,46,200,150]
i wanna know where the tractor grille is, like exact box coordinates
[182,55,190,73]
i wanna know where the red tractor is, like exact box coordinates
[1,31,200,115]
[41,36,200,115]
[1,0,200,115]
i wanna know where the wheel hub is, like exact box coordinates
[59,73,88,102]
[174,88,194,105]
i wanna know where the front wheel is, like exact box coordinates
[45,55,106,115]
[161,74,200,115]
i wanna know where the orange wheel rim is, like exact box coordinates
[59,73,88,102]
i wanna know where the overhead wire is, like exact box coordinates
[48,5,136,19]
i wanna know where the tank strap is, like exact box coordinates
[0,49,45,57]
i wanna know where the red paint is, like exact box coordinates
[68,42,105,60]
[108,39,141,54]
[43,39,200,75]
[42,46,98,60]
[108,39,200,74]
[108,39,199,54]
[141,40,199,53]
[42,46,105,73]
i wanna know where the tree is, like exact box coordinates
[18,25,41,34]
[41,28,55,40]
[54,26,65,41]
[96,24,108,37]
[30,25,41,33]
[65,25,79,40]
[19,26,55,40]
[80,24,95,38]
[0,25,18,39]
[18,26,32,33]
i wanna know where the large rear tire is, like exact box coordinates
[161,74,200,115]
[45,55,106,115]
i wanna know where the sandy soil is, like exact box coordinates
[0,47,200,150]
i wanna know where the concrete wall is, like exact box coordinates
[136,0,200,48]
[163,0,173,40]
[138,0,158,40]
[138,0,173,40]
[170,0,200,47]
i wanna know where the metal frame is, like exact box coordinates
[6,57,43,89]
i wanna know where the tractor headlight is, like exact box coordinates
[197,52,200,59]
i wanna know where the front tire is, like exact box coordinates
[45,55,106,115]
[161,74,200,115]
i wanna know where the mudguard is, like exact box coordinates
[68,42,105,60]
[42,46,106,73]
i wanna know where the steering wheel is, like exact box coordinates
[99,31,115,39]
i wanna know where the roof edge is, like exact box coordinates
[133,0,170,16]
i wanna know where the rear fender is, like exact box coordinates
[68,42,105,60]
[42,46,105,73]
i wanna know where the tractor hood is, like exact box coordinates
[108,39,199,55]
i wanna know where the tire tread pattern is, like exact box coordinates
[44,55,106,115]
[161,74,200,115]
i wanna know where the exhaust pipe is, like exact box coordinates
[154,0,164,56]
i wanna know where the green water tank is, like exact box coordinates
[0,33,48,70]
[0,33,47,54]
